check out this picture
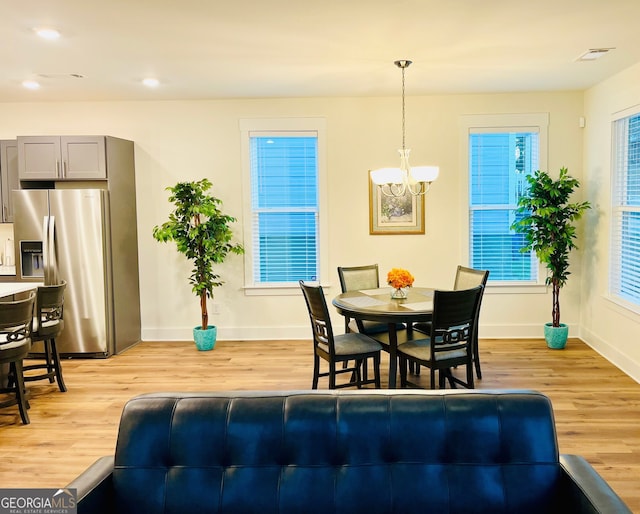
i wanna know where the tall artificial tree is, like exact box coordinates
[511,167,590,327]
[153,179,244,330]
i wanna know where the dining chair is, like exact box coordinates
[24,280,67,392]
[0,292,36,424]
[337,264,388,335]
[299,280,381,389]
[398,285,483,390]
[414,265,489,379]
[337,264,407,378]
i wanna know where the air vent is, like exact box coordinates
[576,48,614,61]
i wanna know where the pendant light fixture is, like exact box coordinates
[370,60,439,197]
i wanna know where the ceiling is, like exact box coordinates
[4,0,640,102]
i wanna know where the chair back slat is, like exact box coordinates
[34,281,66,339]
[431,286,483,358]
[337,264,379,292]
[0,292,35,345]
[454,266,489,290]
[299,281,336,357]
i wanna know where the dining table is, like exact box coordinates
[332,286,434,388]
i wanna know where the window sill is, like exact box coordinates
[486,283,548,294]
[243,283,333,296]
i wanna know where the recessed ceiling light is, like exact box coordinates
[576,48,615,61]
[34,27,61,40]
[22,80,40,90]
[142,77,159,88]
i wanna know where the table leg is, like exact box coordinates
[388,322,398,388]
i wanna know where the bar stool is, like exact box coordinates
[0,292,36,424]
[24,281,67,392]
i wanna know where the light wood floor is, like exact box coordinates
[1,338,639,512]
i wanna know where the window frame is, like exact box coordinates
[609,105,640,312]
[240,117,328,296]
[459,113,549,293]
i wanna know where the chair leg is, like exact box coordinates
[439,370,447,389]
[399,357,408,387]
[329,362,337,389]
[11,361,30,425]
[473,335,482,379]
[50,340,67,392]
[373,353,381,388]
[312,355,320,389]
[430,368,436,390]
[44,341,55,383]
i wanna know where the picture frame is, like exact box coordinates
[369,171,425,235]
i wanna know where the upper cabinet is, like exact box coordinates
[0,140,19,222]
[18,136,107,181]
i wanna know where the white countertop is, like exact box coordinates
[0,282,43,298]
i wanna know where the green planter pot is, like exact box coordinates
[544,322,568,349]
[193,325,217,351]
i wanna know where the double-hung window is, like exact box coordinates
[461,113,548,285]
[611,110,640,308]
[240,118,327,294]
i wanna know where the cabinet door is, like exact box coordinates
[0,140,19,222]
[18,136,61,180]
[61,136,106,179]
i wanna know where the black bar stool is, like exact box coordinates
[0,292,36,424]
[24,280,67,392]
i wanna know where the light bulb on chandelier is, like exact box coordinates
[370,60,439,197]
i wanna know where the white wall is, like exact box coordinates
[0,91,585,346]
[582,62,640,382]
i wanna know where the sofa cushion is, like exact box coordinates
[109,390,565,513]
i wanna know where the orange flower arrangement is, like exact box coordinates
[387,268,414,289]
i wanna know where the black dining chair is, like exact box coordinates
[0,292,36,424]
[24,280,67,392]
[337,264,389,335]
[337,264,407,378]
[414,265,489,379]
[300,280,382,389]
[398,285,483,390]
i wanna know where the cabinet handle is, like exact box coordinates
[56,160,60,178]
[63,160,67,178]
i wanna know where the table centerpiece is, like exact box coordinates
[387,268,414,299]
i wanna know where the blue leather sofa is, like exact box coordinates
[68,390,631,513]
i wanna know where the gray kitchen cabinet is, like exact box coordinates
[18,136,107,180]
[0,140,19,222]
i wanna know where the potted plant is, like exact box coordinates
[511,167,590,349]
[152,179,244,350]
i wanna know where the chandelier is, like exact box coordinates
[370,60,439,197]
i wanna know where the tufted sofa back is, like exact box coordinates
[111,390,565,513]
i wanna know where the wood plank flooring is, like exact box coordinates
[1,338,639,512]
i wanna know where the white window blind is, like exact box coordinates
[249,134,319,284]
[469,130,539,282]
[611,112,640,306]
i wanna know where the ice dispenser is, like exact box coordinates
[20,241,44,278]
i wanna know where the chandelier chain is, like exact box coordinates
[401,65,406,151]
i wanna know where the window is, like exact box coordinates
[240,118,327,294]
[461,114,548,285]
[611,111,640,307]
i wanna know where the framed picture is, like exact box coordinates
[369,171,425,235]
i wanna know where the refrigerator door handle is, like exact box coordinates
[43,215,58,286]
[42,215,49,283]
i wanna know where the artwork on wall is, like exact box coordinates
[368,171,425,235]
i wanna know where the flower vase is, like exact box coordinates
[391,287,408,299]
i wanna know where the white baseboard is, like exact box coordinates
[579,327,640,384]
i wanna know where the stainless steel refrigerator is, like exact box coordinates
[13,188,141,356]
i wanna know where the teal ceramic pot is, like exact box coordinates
[544,322,568,349]
[193,325,217,351]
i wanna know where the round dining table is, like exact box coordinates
[332,286,434,388]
